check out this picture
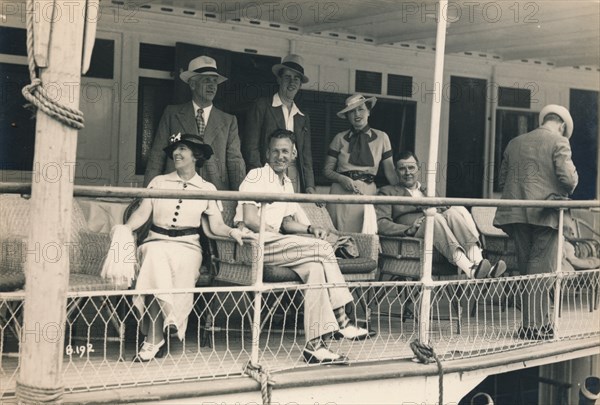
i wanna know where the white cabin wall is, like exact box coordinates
[1,5,598,191]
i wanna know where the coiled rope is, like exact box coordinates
[21,0,85,130]
[410,340,444,405]
[244,361,275,405]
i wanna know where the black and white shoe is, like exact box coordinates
[489,260,507,278]
[472,259,492,279]
[303,346,349,365]
[333,324,370,341]
[133,339,165,362]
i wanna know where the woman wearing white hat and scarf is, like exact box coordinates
[324,94,398,233]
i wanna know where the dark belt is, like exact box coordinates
[340,171,375,184]
[150,224,199,237]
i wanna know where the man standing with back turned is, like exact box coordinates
[494,104,578,340]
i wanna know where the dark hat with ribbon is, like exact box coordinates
[272,54,309,84]
[163,133,214,159]
[180,56,228,84]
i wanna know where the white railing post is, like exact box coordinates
[552,209,565,337]
[250,208,267,366]
[419,0,449,345]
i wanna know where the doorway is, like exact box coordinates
[446,76,488,198]
[570,89,598,200]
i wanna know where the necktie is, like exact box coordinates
[196,108,205,139]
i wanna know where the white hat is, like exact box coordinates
[540,104,574,138]
[272,54,309,84]
[180,56,227,84]
[337,94,377,119]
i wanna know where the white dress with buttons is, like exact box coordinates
[133,171,221,340]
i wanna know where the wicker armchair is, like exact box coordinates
[202,201,380,330]
[206,201,380,286]
[379,235,459,281]
[472,206,599,272]
[471,206,599,313]
[0,194,124,291]
[471,206,518,274]
[0,194,127,356]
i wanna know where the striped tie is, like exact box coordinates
[196,108,205,140]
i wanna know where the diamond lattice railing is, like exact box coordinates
[1,271,599,399]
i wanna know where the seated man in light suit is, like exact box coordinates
[144,56,245,190]
[236,129,370,365]
[376,151,506,279]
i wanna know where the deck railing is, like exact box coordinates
[0,183,598,399]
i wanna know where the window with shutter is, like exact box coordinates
[355,70,382,94]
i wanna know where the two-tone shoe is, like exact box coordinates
[333,324,370,341]
[303,346,349,365]
[472,259,492,279]
[133,339,166,362]
[489,260,507,278]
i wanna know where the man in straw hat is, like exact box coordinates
[242,54,316,195]
[144,56,246,191]
[494,104,578,340]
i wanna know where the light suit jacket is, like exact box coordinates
[143,102,246,191]
[242,96,315,192]
[494,127,578,230]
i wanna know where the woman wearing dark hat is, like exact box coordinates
[324,94,398,232]
[126,133,252,361]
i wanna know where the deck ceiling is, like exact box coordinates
[146,0,600,67]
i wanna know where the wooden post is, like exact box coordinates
[16,1,86,402]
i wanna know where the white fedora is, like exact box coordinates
[540,104,574,138]
[337,94,377,119]
[180,56,227,84]
[272,54,309,84]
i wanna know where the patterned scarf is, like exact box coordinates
[348,126,374,167]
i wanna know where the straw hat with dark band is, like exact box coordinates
[337,94,377,119]
[180,56,227,84]
[272,54,309,84]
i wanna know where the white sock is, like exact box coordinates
[453,249,475,277]
[466,244,483,264]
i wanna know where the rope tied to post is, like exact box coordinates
[410,340,444,405]
[244,361,275,405]
[21,0,85,130]
[16,380,63,403]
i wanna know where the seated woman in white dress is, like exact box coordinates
[125,133,249,361]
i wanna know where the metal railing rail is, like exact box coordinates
[0,182,598,209]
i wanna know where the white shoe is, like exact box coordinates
[334,324,370,340]
[133,339,165,362]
